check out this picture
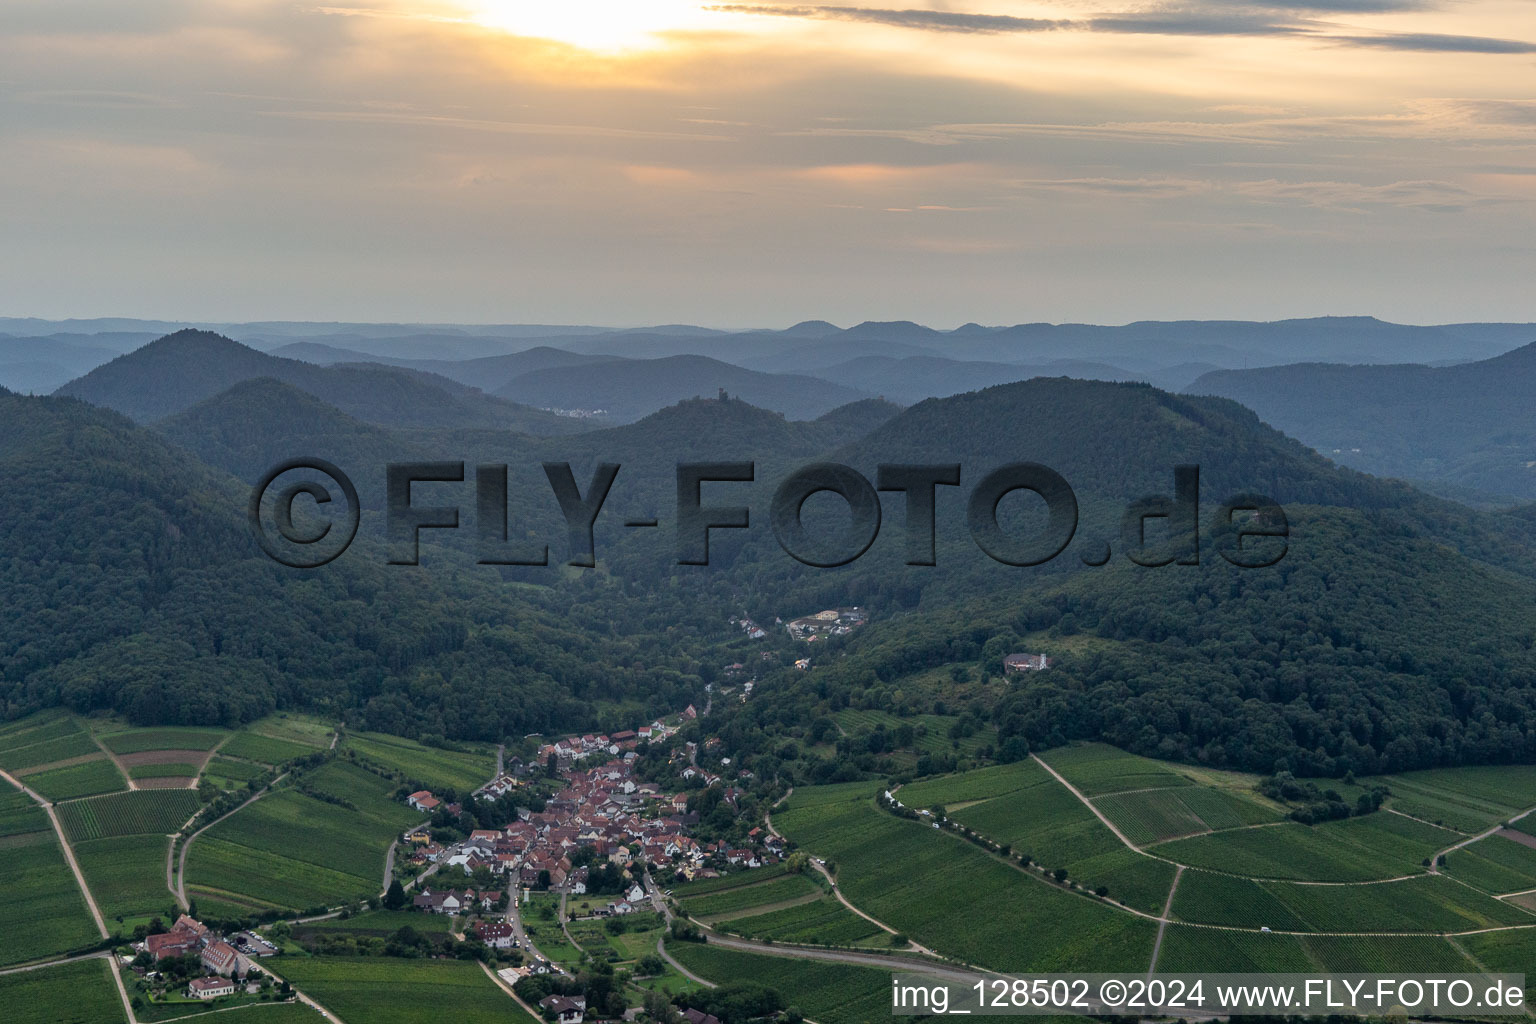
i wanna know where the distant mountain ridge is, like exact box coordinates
[54,329,585,434]
[493,353,871,422]
[1187,340,1536,498]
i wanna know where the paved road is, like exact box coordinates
[381,841,397,896]
[0,767,109,938]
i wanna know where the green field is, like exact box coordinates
[1036,744,1194,796]
[75,834,175,923]
[680,872,821,917]
[1172,869,1533,932]
[342,732,495,792]
[203,757,267,787]
[0,956,127,1024]
[665,940,907,1024]
[186,760,419,911]
[0,830,102,967]
[774,782,1157,972]
[22,758,127,801]
[274,956,537,1024]
[1152,813,1457,881]
[58,790,202,842]
[1442,832,1536,893]
[219,732,322,766]
[97,728,228,755]
[128,763,199,780]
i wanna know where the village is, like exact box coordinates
[388,704,787,999]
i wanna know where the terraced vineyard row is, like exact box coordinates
[57,789,201,841]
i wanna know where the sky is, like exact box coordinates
[3,0,1536,327]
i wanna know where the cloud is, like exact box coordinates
[258,110,738,143]
[1330,32,1536,53]
[705,5,1068,34]
[711,2,1536,52]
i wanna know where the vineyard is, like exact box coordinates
[97,727,228,755]
[924,760,1178,913]
[679,872,820,918]
[342,731,496,792]
[219,731,322,766]
[1152,812,1457,881]
[1172,869,1533,932]
[185,760,418,911]
[898,758,1040,807]
[21,759,126,802]
[773,782,1157,971]
[1442,831,1536,894]
[666,941,898,1024]
[0,832,101,967]
[274,956,534,1024]
[1094,786,1281,845]
[1380,765,1536,833]
[1036,744,1194,796]
[0,957,127,1024]
[74,834,175,922]
[720,895,890,946]
[127,762,199,780]
[57,789,201,841]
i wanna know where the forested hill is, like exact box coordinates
[12,368,1536,777]
[1187,341,1536,498]
[0,389,715,737]
[55,329,585,433]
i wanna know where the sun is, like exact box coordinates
[465,0,717,52]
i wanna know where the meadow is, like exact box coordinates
[773,782,1157,972]
[0,829,102,967]
[58,790,202,842]
[1151,812,1457,881]
[0,956,127,1024]
[273,957,535,1024]
[75,833,176,923]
